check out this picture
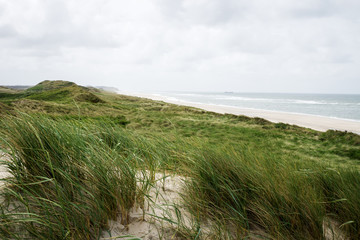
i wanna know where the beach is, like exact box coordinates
[120,92,360,134]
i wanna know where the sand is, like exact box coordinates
[101,173,186,240]
[0,165,9,189]
[119,92,360,134]
[0,151,11,189]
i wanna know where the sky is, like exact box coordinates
[0,0,359,93]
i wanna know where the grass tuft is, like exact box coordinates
[0,114,148,239]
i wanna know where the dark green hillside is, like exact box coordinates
[0,80,108,117]
[26,80,76,92]
[0,86,21,94]
[0,80,103,103]
[25,80,104,103]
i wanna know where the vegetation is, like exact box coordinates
[181,146,360,239]
[0,80,359,239]
[0,114,151,239]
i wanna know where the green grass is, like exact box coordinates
[25,80,77,92]
[0,86,22,95]
[0,114,153,239]
[1,80,103,104]
[0,80,359,239]
[180,146,360,239]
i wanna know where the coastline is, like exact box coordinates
[119,91,360,134]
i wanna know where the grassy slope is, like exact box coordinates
[1,81,360,239]
[2,83,359,169]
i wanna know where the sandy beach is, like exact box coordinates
[120,92,360,134]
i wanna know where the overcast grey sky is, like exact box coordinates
[0,0,359,93]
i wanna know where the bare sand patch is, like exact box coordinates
[0,151,11,189]
[100,173,186,240]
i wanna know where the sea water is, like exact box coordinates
[152,92,360,121]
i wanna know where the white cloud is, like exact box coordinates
[0,0,359,93]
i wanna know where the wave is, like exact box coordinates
[215,96,326,104]
[292,100,327,105]
[213,96,359,106]
[215,96,270,102]
[173,93,204,97]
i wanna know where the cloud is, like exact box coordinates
[0,0,359,93]
[0,0,119,56]
[0,24,17,38]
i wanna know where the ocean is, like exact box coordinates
[151,92,360,122]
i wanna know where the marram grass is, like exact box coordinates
[0,110,359,239]
[0,114,153,239]
[180,146,360,239]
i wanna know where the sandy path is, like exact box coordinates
[120,92,360,134]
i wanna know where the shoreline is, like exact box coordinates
[118,91,360,134]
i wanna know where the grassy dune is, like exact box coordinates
[0,115,147,239]
[0,81,359,239]
[181,147,360,239]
